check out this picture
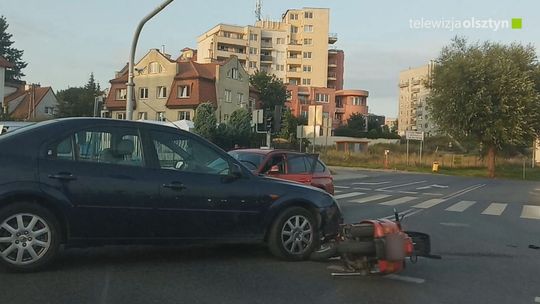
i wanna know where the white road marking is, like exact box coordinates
[440,222,470,227]
[350,194,392,204]
[413,198,446,209]
[334,185,351,189]
[443,184,486,200]
[333,192,365,200]
[481,203,507,216]
[520,205,540,220]
[446,201,476,212]
[403,209,424,218]
[416,184,449,190]
[352,181,391,185]
[384,274,425,284]
[353,187,373,191]
[334,190,343,194]
[377,180,427,191]
[534,296,540,303]
[380,196,417,206]
[381,209,414,220]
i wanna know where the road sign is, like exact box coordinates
[252,109,263,125]
[308,105,323,126]
[406,131,424,141]
[296,125,306,139]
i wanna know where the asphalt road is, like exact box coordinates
[1,168,540,304]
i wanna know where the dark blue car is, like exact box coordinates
[0,118,342,271]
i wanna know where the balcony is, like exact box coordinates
[399,81,409,88]
[328,72,337,80]
[260,55,273,62]
[412,79,421,85]
[216,49,247,60]
[328,33,338,44]
[335,107,345,114]
[261,42,273,49]
[328,61,337,68]
[411,87,420,93]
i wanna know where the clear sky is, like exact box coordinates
[1,0,539,117]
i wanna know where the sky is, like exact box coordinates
[1,0,539,117]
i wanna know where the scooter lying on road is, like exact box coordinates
[311,210,441,276]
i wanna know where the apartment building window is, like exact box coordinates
[138,112,148,120]
[315,93,329,103]
[116,112,126,120]
[249,61,257,68]
[290,13,298,20]
[299,95,309,105]
[249,33,258,41]
[224,90,232,102]
[149,62,162,74]
[276,64,284,71]
[156,112,165,121]
[178,111,191,120]
[237,92,244,105]
[304,11,313,18]
[291,26,298,33]
[352,96,361,106]
[303,38,313,45]
[303,65,312,72]
[301,110,308,118]
[276,38,285,44]
[303,25,313,32]
[303,52,312,59]
[139,87,148,99]
[302,78,311,85]
[289,79,299,85]
[249,47,258,55]
[178,85,190,98]
[156,86,167,98]
[229,68,240,80]
[116,88,127,100]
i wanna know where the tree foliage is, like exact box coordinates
[249,71,287,110]
[428,37,540,177]
[56,73,102,117]
[334,113,399,139]
[194,102,217,141]
[0,16,27,80]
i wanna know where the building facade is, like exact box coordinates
[398,62,436,136]
[197,8,341,89]
[104,49,249,123]
[4,83,58,120]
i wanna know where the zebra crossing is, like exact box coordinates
[333,190,540,220]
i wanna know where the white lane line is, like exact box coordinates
[413,198,446,209]
[350,194,392,204]
[481,203,507,216]
[440,222,470,227]
[534,296,540,303]
[352,181,391,185]
[446,201,476,212]
[376,180,427,191]
[520,205,540,220]
[403,209,424,218]
[384,274,425,284]
[334,190,343,194]
[353,187,373,191]
[443,184,486,200]
[380,196,417,206]
[333,192,365,200]
[334,185,351,189]
[381,209,414,220]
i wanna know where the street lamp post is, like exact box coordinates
[126,0,174,120]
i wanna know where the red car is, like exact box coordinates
[228,149,334,195]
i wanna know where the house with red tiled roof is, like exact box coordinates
[3,83,58,120]
[104,48,251,123]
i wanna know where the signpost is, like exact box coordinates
[405,131,425,166]
[308,105,323,153]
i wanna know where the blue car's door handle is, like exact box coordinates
[162,182,186,191]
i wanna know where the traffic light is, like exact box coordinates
[266,114,274,132]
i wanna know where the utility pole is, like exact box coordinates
[126,0,174,120]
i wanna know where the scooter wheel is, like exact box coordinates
[309,242,338,261]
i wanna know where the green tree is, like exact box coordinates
[428,37,540,177]
[346,113,366,131]
[278,108,298,142]
[194,102,217,141]
[249,71,287,110]
[56,73,102,117]
[228,108,252,147]
[0,16,27,80]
